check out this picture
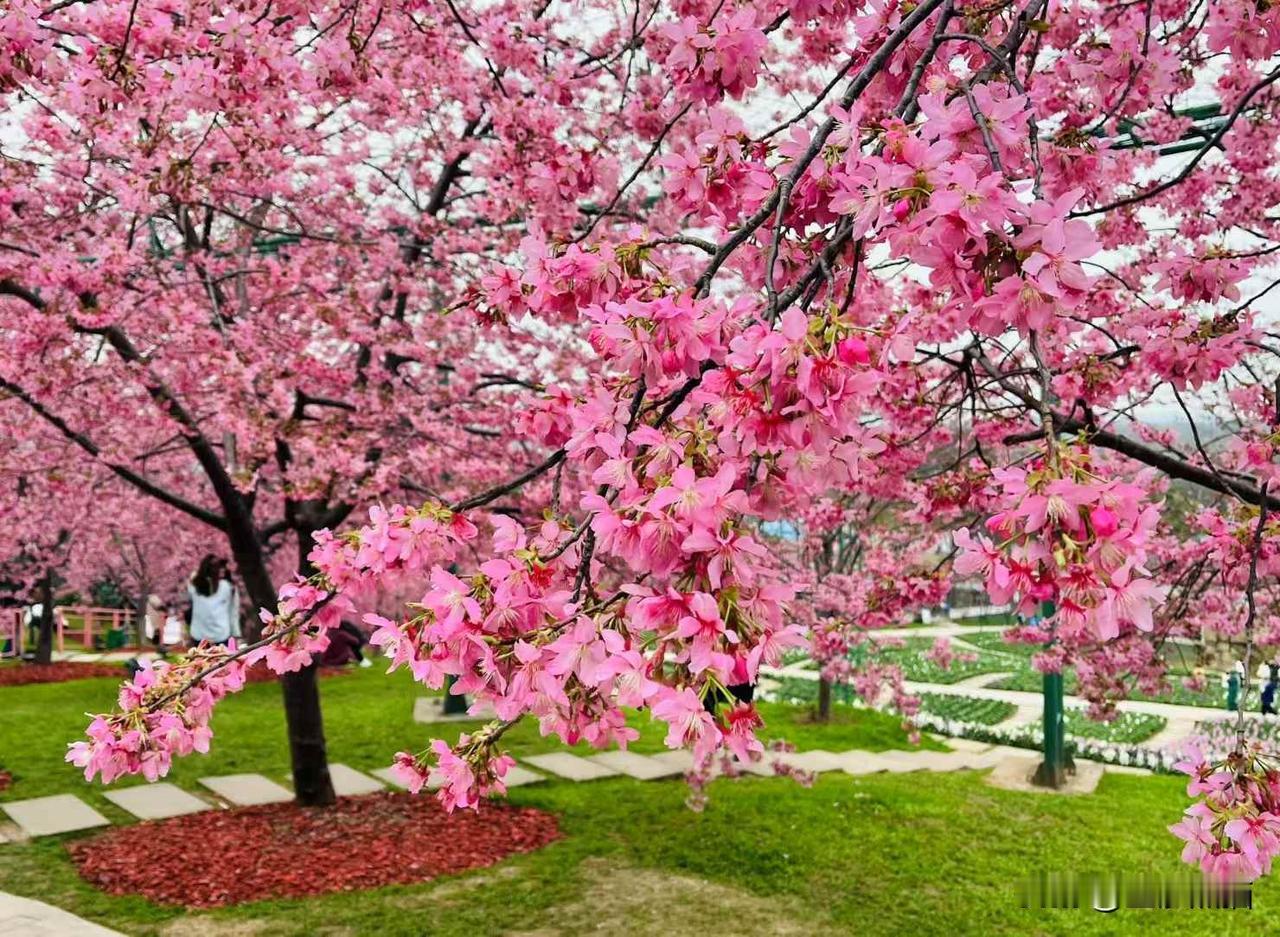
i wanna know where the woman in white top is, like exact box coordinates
[187,555,241,646]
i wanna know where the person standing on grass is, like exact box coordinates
[187,555,240,647]
[1225,661,1243,712]
[1263,678,1278,718]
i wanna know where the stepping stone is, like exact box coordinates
[413,697,498,724]
[102,783,210,820]
[369,767,444,791]
[370,767,408,789]
[942,737,994,753]
[500,765,546,788]
[870,751,930,774]
[0,892,124,935]
[737,752,796,777]
[950,748,1011,770]
[835,751,897,776]
[523,752,618,781]
[1,795,109,837]
[649,749,696,773]
[372,763,544,793]
[198,773,292,806]
[328,763,385,797]
[587,750,684,780]
[786,750,847,773]
[910,751,970,772]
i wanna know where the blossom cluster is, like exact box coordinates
[955,443,1166,645]
[1171,742,1280,882]
[67,645,247,783]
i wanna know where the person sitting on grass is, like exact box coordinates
[318,620,372,668]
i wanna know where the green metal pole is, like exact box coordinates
[442,673,470,715]
[1034,600,1066,788]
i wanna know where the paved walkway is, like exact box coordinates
[0,892,123,935]
[764,662,1235,727]
[874,624,1008,639]
[899,677,1232,724]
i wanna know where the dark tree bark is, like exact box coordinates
[34,571,54,665]
[280,664,334,806]
[273,509,336,808]
[817,677,832,723]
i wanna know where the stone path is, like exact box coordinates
[587,750,684,780]
[0,733,1151,847]
[199,773,292,806]
[524,752,619,781]
[413,696,499,724]
[327,763,385,796]
[1143,716,1202,751]
[1,794,109,837]
[0,892,123,936]
[952,670,1014,688]
[103,783,209,821]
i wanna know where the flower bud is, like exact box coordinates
[836,336,870,365]
[1090,505,1119,538]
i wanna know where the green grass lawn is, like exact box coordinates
[3,665,1278,935]
[867,637,1011,684]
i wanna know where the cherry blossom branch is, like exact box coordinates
[0,376,227,529]
[1237,482,1270,747]
[693,0,948,296]
[576,101,693,242]
[1169,382,1250,507]
[450,448,567,512]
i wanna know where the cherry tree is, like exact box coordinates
[1,0,615,803]
[7,0,1280,877]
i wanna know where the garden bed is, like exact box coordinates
[68,792,561,908]
[1063,709,1166,744]
[917,692,1016,725]
[989,669,1229,709]
[0,661,127,687]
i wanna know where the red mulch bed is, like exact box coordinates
[0,661,128,686]
[0,660,354,688]
[242,662,352,684]
[68,792,561,908]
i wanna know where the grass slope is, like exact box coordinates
[0,665,1273,935]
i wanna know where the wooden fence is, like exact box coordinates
[55,606,137,653]
[0,608,21,658]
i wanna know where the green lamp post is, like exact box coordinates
[1033,599,1070,788]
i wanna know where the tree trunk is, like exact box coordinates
[817,677,832,723]
[230,519,335,808]
[281,665,334,806]
[34,572,54,665]
[284,519,336,807]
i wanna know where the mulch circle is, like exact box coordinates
[0,661,128,686]
[0,660,354,688]
[67,792,561,907]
